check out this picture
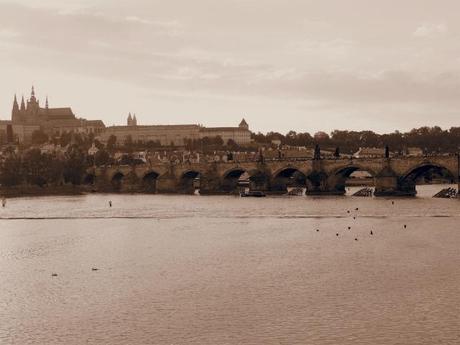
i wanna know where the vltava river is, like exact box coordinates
[1,185,459,345]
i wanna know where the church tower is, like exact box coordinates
[132,113,137,126]
[239,118,249,130]
[26,86,40,116]
[11,94,19,123]
[20,95,26,111]
[127,112,132,126]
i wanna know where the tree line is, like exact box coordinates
[251,126,460,154]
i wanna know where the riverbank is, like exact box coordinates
[0,185,87,198]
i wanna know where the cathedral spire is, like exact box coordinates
[30,85,37,103]
[20,95,26,111]
[45,96,49,109]
[133,113,137,126]
[12,94,19,114]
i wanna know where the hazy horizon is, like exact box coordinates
[1,0,460,134]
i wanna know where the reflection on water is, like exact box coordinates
[0,185,459,345]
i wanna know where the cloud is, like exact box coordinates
[413,23,448,38]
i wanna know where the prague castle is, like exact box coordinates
[0,87,105,143]
[1,87,252,146]
[97,114,251,147]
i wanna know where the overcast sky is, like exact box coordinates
[0,0,459,133]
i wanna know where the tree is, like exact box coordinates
[63,148,87,185]
[107,135,117,151]
[0,155,22,186]
[22,149,48,186]
[94,150,110,167]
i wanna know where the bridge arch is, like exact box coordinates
[400,162,456,185]
[221,167,271,193]
[179,170,202,194]
[272,167,307,193]
[330,165,377,194]
[142,170,161,193]
[83,173,96,185]
[111,171,125,191]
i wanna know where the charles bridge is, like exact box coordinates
[84,155,460,196]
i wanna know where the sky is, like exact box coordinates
[0,0,459,134]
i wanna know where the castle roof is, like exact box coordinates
[38,107,75,118]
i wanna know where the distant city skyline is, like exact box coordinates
[1,0,460,133]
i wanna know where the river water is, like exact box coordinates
[0,185,459,345]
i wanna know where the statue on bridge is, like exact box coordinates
[314,144,321,160]
[385,145,390,159]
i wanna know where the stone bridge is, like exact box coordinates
[84,155,460,196]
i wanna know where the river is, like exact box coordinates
[0,185,459,344]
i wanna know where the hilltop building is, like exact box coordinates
[97,116,252,146]
[0,87,105,144]
[1,86,252,147]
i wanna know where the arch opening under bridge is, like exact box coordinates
[179,170,201,194]
[222,168,271,194]
[142,171,160,193]
[272,167,307,194]
[332,166,377,194]
[399,163,456,194]
[111,171,125,192]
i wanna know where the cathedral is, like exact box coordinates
[2,87,105,143]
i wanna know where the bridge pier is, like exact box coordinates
[374,166,416,197]
[156,173,178,194]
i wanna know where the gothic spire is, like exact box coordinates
[30,85,36,102]
[20,95,26,111]
[12,94,19,113]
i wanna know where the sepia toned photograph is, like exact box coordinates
[1,1,459,344]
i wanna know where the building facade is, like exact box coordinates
[0,87,105,144]
[97,116,252,146]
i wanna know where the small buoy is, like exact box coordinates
[404,225,407,229]
[392,201,395,205]
[51,273,58,277]
[316,229,319,232]
[355,208,359,211]
[109,201,112,207]
[355,238,358,241]
[336,233,339,237]
[353,216,356,220]
[370,230,373,235]
[347,210,350,214]
[348,226,351,230]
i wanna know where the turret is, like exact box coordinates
[133,113,137,126]
[127,112,132,126]
[239,118,249,130]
